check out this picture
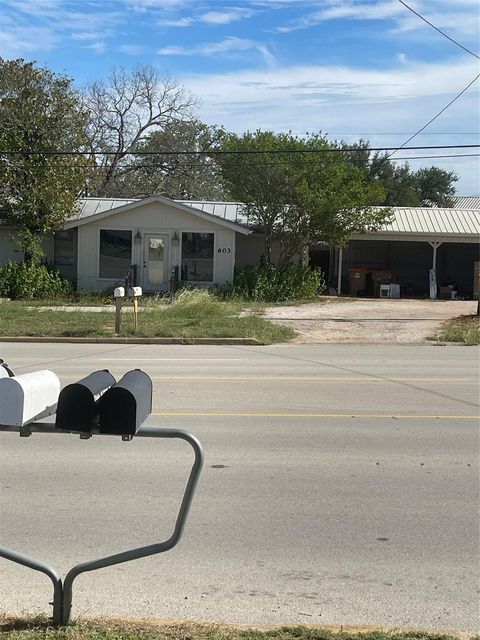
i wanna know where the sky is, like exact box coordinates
[1,0,479,195]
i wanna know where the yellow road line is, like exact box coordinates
[151,411,479,419]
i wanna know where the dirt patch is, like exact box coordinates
[264,298,478,344]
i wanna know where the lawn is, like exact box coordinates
[0,618,473,640]
[0,291,294,345]
[432,314,480,345]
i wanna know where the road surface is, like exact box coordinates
[0,343,478,631]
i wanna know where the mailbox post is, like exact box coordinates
[0,368,203,626]
[113,287,125,334]
[128,286,142,332]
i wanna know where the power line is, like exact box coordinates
[386,74,480,158]
[7,153,478,173]
[397,0,480,60]
[1,144,479,157]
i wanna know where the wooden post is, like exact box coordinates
[133,298,138,332]
[337,247,343,295]
[115,298,122,334]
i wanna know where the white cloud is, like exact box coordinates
[157,17,193,27]
[158,6,254,28]
[159,36,276,66]
[87,41,107,54]
[117,44,146,55]
[199,8,255,25]
[277,0,479,43]
[180,56,479,192]
[123,0,186,11]
[0,19,59,56]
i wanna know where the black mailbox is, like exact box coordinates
[55,370,116,431]
[98,369,152,436]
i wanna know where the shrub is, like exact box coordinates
[0,260,73,299]
[232,265,325,302]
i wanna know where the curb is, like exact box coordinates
[0,336,263,345]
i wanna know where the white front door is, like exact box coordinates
[143,234,169,291]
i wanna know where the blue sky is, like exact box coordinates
[1,0,479,194]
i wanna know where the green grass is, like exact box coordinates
[0,618,474,640]
[0,290,294,344]
[432,314,480,345]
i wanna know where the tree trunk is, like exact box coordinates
[264,231,273,267]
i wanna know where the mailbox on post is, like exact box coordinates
[0,370,60,426]
[55,370,116,432]
[99,369,152,437]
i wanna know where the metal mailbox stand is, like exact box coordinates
[0,423,204,625]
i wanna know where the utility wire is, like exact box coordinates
[397,0,480,59]
[386,74,480,158]
[0,144,479,156]
[6,153,478,173]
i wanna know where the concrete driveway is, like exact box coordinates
[264,299,477,344]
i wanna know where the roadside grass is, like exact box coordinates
[0,618,474,640]
[431,314,480,345]
[0,290,294,344]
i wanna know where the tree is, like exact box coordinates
[414,166,457,206]
[84,66,196,196]
[350,141,458,206]
[0,58,90,261]
[114,119,226,199]
[216,130,388,268]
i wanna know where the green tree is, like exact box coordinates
[350,141,457,206]
[217,130,387,268]
[414,166,457,206]
[116,119,226,199]
[0,58,90,261]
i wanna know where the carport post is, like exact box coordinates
[337,247,343,295]
[428,241,442,300]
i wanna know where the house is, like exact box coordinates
[1,195,252,293]
[0,194,478,298]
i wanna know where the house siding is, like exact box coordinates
[76,201,236,292]
[0,228,54,266]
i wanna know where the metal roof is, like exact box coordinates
[71,198,479,239]
[452,196,480,210]
[73,198,139,220]
[73,198,251,224]
[373,207,479,237]
[177,200,250,225]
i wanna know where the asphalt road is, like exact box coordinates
[0,343,479,631]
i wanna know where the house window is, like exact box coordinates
[54,229,77,280]
[181,232,214,282]
[99,230,132,279]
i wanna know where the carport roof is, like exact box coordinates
[351,207,479,242]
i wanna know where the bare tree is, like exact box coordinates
[84,65,196,196]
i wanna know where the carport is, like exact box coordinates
[334,207,479,298]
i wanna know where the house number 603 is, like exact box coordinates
[217,248,231,253]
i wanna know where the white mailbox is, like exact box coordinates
[114,287,125,298]
[0,370,60,426]
[129,286,142,297]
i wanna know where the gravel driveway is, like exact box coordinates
[264,298,478,344]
